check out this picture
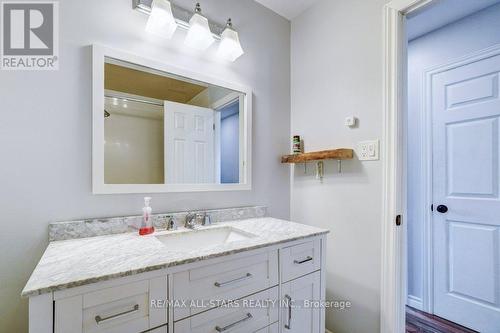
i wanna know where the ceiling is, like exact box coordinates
[105,97,164,120]
[104,63,207,104]
[407,0,500,40]
[253,0,319,20]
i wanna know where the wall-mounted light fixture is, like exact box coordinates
[184,3,214,50]
[145,0,177,38]
[218,19,244,62]
[134,0,244,62]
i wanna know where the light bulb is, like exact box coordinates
[184,3,215,51]
[145,0,177,39]
[217,19,244,62]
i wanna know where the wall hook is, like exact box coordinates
[316,161,324,181]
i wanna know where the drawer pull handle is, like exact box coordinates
[214,273,252,287]
[284,294,292,330]
[95,304,139,325]
[294,256,313,265]
[215,313,253,332]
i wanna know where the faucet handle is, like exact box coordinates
[203,213,212,226]
[166,216,178,230]
[156,215,174,230]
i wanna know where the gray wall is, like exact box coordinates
[406,3,500,308]
[290,0,389,332]
[0,0,290,331]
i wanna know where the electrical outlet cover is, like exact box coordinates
[357,140,379,161]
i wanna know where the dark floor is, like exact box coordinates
[406,306,478,333]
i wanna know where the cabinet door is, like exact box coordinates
[281,271,320,333]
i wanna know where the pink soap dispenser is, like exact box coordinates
[139,197,155,235]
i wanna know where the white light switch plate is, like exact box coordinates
[357,140,379,161]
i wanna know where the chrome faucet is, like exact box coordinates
[184,213,198,229]
[184,212,212,229]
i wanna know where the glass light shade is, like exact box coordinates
[145,0,177,39]
[217,27,244,62]
[184,13,215,50]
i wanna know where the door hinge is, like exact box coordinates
[395,215,402,226]
[213,123,215,130]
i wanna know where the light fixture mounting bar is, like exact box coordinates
[133,0,225,40]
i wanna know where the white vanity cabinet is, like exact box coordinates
[28,235,326,333]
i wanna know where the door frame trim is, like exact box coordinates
[382,1,435,332]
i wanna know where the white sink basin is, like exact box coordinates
[155,226,256,251]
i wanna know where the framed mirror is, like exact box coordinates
[92,45,252,193]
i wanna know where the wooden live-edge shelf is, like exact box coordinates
[281,148,353,163]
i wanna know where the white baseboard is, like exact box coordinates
[326,329,334,333]
[407,295,423,310]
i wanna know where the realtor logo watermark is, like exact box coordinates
[1,1,58,70]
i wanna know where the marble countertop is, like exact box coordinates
[22,218,329,297]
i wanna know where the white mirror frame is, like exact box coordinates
[92,44,252,194]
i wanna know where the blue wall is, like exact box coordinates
[220,103,239,183]
[407,3,500,308]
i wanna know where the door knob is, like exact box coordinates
[436,205,448,213]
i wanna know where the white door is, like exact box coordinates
[164,101,215,184]
[432,50,500,332]
[281,271,320,333]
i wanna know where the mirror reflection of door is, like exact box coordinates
[103,58,244,185]
[164,101,215,184]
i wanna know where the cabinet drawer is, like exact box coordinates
[174,286,279,333]
[147,325,167,333]
[280,239,321,282]
[55,276,168,333]
[255,322,279,332]
[173,250,278,320]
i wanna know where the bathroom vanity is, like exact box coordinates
[23,215,328,333]
[22,46,329,333]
